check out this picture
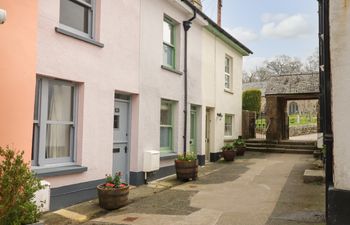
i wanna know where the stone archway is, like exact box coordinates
[264,73,320,142]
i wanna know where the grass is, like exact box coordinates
[256,114,317,127]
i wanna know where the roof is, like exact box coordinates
[265,73,320,96]
[181,0,253,55]
[243,82,267,96]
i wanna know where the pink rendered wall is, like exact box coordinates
[0,0,37,163]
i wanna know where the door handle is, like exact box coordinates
[124,146,128,153]
[189,140,193,144]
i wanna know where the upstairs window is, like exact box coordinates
[60,0,95,38]
[225,55,232,90]
[163,17,176,69]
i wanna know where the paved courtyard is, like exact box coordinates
[77,152,325,225]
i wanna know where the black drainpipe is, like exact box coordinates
[182,5,196,157]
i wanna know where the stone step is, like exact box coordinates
[246,142,317,150]
[246,146,314,154]
[303,169,324,183]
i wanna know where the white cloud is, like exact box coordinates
[225,27,258,44]
[261,13,289,23]
[243,56,266,72]
[261,14,313,39]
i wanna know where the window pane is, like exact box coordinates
[47,82,74,121]
[34,79,40,120]
[163,20,173,44]
[160,102,172,125]
[163,44,174,67]
[225,57,230,73]
[225,74,230,89]
[160,127,172,148]
[45,124,72,159]
[225,115,233,136]
[60,0,89,34]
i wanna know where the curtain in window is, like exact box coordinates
[45,83,73,159]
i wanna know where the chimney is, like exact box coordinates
[191,0,202,10]
[217,0,222,27]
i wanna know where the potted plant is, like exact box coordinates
[0,146,44,225]
[97,172,129,210]
[175,152,198,181]
[233,137,246,156]
[221,143,236,161]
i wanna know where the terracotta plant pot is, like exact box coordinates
[175,159,198,181]
[222,150,236,161]
[236,146,246,156]
[97,184,129,210]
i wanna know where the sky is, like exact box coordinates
[202,0,319,73]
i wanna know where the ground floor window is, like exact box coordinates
[224,114,233,137]
[160,100,175,153]
[32,77,78,166]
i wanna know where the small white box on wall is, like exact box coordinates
[143,150,160,172]
[34,180,51,212]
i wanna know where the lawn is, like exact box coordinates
[256,114,317,127]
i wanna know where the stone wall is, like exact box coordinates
[289,125,317,137]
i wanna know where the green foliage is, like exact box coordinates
[0,146,43,225]
[242,89,261,113]
[221,143,235,151]
[233,138,246,148]
[177,151,197,161]
[288,114,317,126]
[105,172,127,188]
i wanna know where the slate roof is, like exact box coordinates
[265,73,319,95]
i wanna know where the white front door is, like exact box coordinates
[112,99,129,182]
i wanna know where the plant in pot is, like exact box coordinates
[175,151,198,181]
[221,143,236,161]
[233,137,246,156]
[97,172,129,210]
[0,146,44,225]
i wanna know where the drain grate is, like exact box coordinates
[272,211,325,223]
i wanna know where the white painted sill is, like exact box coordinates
[224,89,234,94]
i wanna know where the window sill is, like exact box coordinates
[224,136,234,141]
[160,152,178,160]
[161,65,183,75]
[55,27,104,48]
[224,89,234,94]
[32,165,88,178]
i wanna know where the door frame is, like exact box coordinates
[114,94,131,183]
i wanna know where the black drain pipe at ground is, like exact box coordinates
[182,4,196,157]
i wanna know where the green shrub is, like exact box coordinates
[177,151,197,161]
[242,89,262,113]
[0,146,43,225]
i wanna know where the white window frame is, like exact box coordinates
[224,114,233,137]
[32,77,78,167]
[224,55,232,91]
[59,0,96,39]
[163,16,176,69]
[160,100,175,153]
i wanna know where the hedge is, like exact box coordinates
[242,89,261,113]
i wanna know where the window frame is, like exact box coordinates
[160,100,174,153]
[59,0,96,39]
[32,77,78,167]
[163,16,176,69]
[224,55,233,91]
[224,114,233,137]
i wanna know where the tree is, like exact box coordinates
[303,48,319,73]
[264,55,303,75]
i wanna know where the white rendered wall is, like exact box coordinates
[202,29,244,154]
[330,1,350,190]
[37,0,141,188]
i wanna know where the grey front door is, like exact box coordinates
[190,106,197,155]
[112,99,129,182]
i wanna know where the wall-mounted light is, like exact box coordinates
[0,9,7,24]
[217,113,223,120]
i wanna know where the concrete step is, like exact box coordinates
[246,142,317,150]
[303,169,324,183]
[246,146,314,154]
